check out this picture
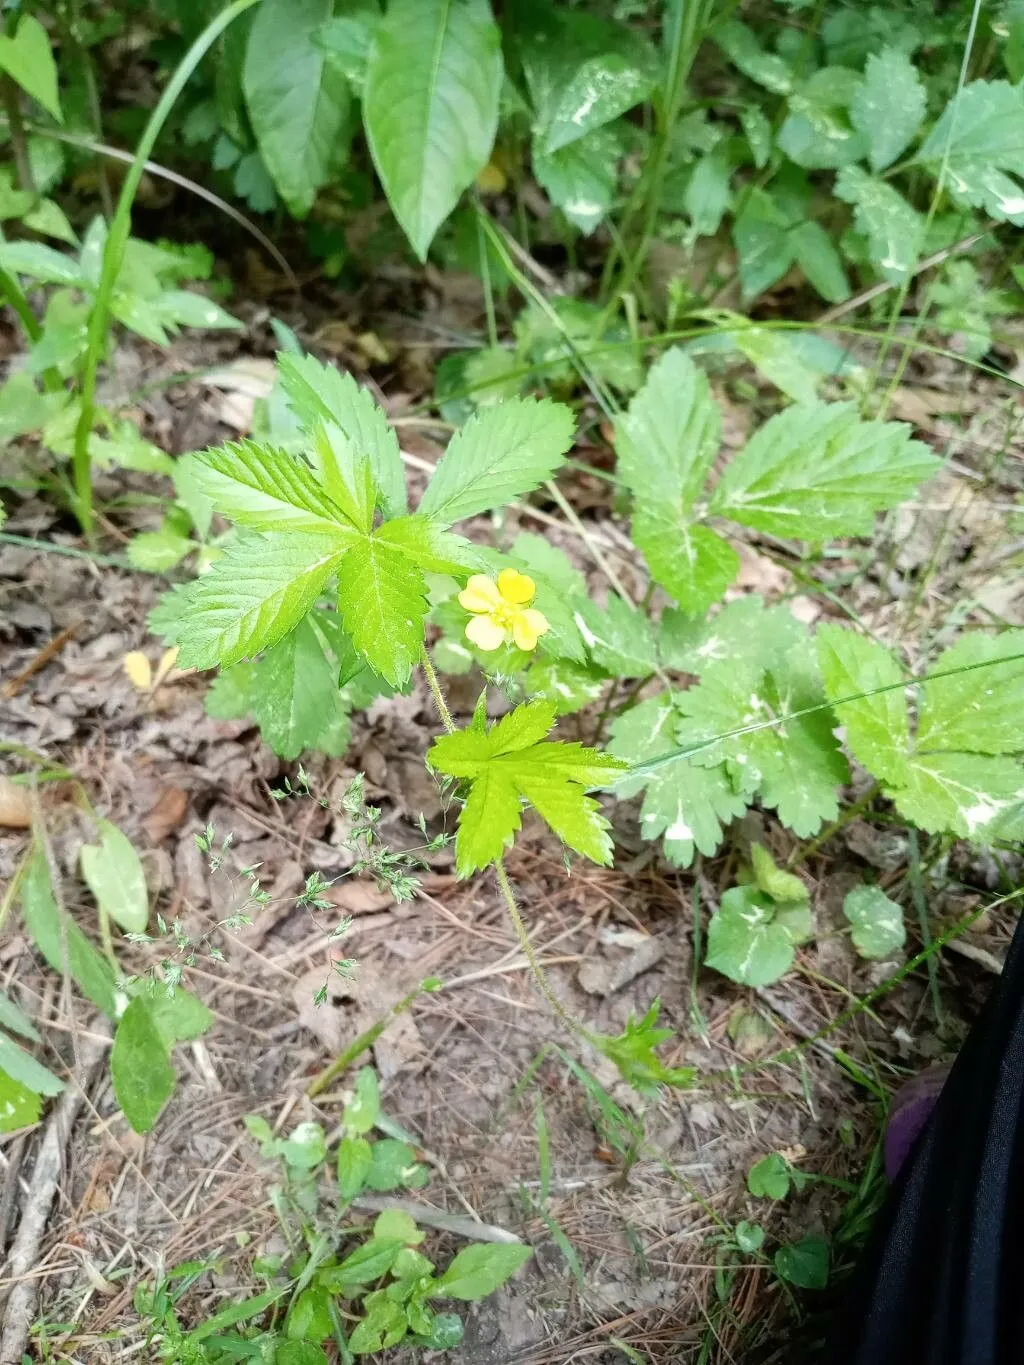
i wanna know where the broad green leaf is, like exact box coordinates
[916,630,1024,755]
[835,166,925,282]
[919,80,1024,224]
[0,15,62,121]
[315,2,381,87]
[420,397,574,526]
[0,240,81,285]
[337,1135,373,1199]
[277,354,407,517]
[0,1033,64,1098]
[750,843,808,905]
[194,439,362,537]
[373,1207,423,1244]
[843,885,905,959]
[80,821,148,934]
[514,295,642,394]
[735,1221,765,1253]
[335,534,428,686]
[20,852,117,1018]
[363,1138,428,1192]
[0,372,66,442]
[310,423,376,531]
[275,1344,329,1365]
[139,984,213,1047]
[126,527,194,573]
[892,753,1024,840]
[525,658,606,716]
[740,105,772,168]
[0,988,40,1042]
[706,885,811,987]
[573,596,658,678]
[432,1242,532,1300]
[733,189,795,300]
[660,596,806,677]
[778,68,867,170]
[0,1070,41,1131]
[710,402,939,540]
[851,49,927,172]
[343,1065,380,1134]
[533,125,621,234]
[177,533,347,670]
[428,701,626,875]
[111,997,176,1133]
[720,319,820,404]
[23,198,77,244]
[789,221,850,304]
[286,1286,333,1343]
[712,19,793,94]
[684,144,734,239]
[364,0,502,258]
[243,0,352,217]
[152,290,242,333]
[775,1236,829,1289]
[816,625,911,785]
[747,1152,791,1199]
[517,2,658,154]
[239,615,354,760]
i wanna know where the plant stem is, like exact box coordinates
[907,829,944,1029]
[0,263,41,340]
[71,0,260,537]
[495,859,598,1046]
[306,980,435,1098]
[1,75,35,195]
[420,645,455,735]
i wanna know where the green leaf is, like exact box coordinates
[243,0,352,217]
[661,596,806,678]
[710,402,939,540]
[573,595,658,678]
[276,1344,329,1365]
[0,1033,64,1098]
[277,354,407,517]
[789,221,850,304]
[733,189,795,300]
[712,19,794,94]
[433,1242,532,1300]
[410,1312,464,1350]
[286,1286,333,1343]
[23,198,77,244]
[740,105,772,168]
[517,3,657,154]
[735,1221,765,1253]
[716,318,821,405]
[0,1069,42,1131]
[0,372,66,442]
[706,885,811,987]
[364,0,502,258]
[242,615,354,760]
[843,885,906,959]
[373,1208,424,1244]
[428,701,626,875]
[892,752,1024,840]
[750,843,808,905]
[525,658,606,716]
[337,1136,373,1200]
[343,1065,380,1135]
[315,2,381,87]
[0,15,62,121]
[816,625,911,785]
[194,439,362,538]
[0,239,81,285]
[420,397,575,526]
[596,1000,695,1094]
[608,696,747,868]
[774,1236,829,1289]
[534,125,621,234]
[747,1152,791,1199]
[80,820,148,934]
[0,988,40,1042]
[20,852,117,1018]
[111,997,176,1133]
[919,80,1024,225]
[834,167,925,282]
[851,49,927,172]
[126,527,194,574]
[138,984,213,1047]
[684,144,734,239]
[614,349,735,612]
[916,630,1024,756]
[778,68,867,170]
[176,533,348,670]
[363,1138,428,1192]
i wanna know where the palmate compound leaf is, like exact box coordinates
[709,401,939,540]
[608,695,748,868]
[363,0,503,259]
[919,80,1024,225]
[613,348,738,613]
[419,397,575,526]
[427,700,626,876]
[816,624,911,785]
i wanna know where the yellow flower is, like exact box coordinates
[458,569,550,652]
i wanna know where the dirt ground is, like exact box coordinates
[2,298,1024,1363]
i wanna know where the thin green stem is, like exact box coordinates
[0,262,41,340]
[71,0,259,536]
[306,980,436,1098]
[495,859,598,1046]
[420,645,455,735]
[907,829,944,1029]
[475,200,498,349]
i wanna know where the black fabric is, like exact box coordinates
[825,913,1024,1365]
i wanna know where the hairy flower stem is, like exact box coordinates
[419,645,455,735]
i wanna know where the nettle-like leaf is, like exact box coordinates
[778,68,867,172]
[850,48,927,173]
[428,700,626,876]
[363,0,503,258]
[919,80,1024,225]
[243,0,351,218]
[534,125,622,234]
[193,438,366,537]
[818,626,1024,840]
[573,595,659,678]
[834,166,924,282]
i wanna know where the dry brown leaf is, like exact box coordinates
[0,776,31,828]
[143,786,189,844]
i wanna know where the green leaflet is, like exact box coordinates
[850,48,927,172]
[432,1243,532,1300]
[816,625,911,785]
[919,80,1024,225]
[893,753,1024,840]
[0,1069,42,1133]
[419,397,575,526]
[20,851,118,1018]
[712,19,793,94]
[706,885,812,987]
[533,125,622,234]
[363,0,503,258]
[0,15,62,122]
[572,595,658,678]
[112,985,213,1133]
[80,821,149,935]
[243,0,352,217]
[835,166,925,282]
[843,885,906,959]
[193,439,365,537]
[710,401,938,540]
[917,630,1024,755]
[428,700,626,875]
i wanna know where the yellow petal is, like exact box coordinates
[123,651,153,692]
[458,574,502,613]
[466,614,508,651]
[512,608,549,651]
[153,646,180,688]
[497,568,536,605]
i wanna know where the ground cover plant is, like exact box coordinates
[1,1,1023,1361]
